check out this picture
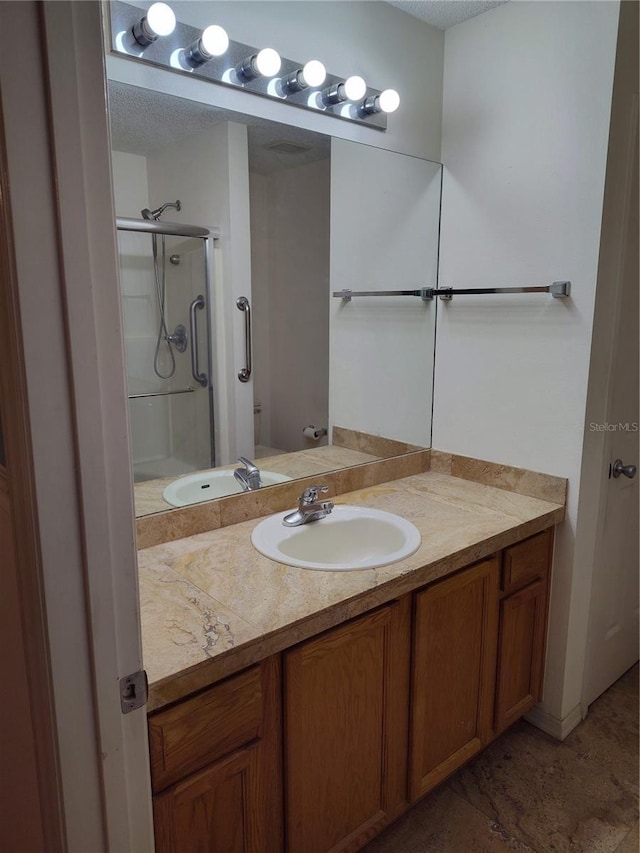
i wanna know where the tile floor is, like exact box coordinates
[363,664,639,853]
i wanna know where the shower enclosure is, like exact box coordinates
[116,217,216,483]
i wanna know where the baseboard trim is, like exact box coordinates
[524,702,584,741]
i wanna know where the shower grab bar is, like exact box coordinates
[128,387,196,399]
[189,295,208,387]
[237,296,252,383]
[333,282,571,302]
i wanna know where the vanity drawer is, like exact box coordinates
[148,665,263,792]
[502,529,552,594]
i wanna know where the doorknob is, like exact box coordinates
[612,459,637,479]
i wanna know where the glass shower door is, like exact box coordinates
[117,228,214,483]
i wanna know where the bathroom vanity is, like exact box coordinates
[139,457,564,853]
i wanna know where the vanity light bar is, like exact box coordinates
[109,1,395,130]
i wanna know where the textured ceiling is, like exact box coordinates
[108,81,330,175]
[386,0,508,30]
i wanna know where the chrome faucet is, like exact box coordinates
[234,456,261,491]
[282,485,334,527]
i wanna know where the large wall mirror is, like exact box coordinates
[107,79,441,518]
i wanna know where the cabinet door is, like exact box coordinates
[153,745,260,853]
[285,600,410,853]
[409,558,499,801]
[151,656,282,853]
[495,578,547,733]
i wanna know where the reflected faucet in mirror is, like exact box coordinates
[234,456,262,491]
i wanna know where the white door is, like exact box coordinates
[583,99,639,706]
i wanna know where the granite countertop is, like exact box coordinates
[138,468,565,712]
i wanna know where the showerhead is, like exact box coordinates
[141,200,182,220]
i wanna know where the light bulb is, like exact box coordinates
[237,47,282,82]
[343,75,366,101]
[301,60,326,88]
[255,48,281,77]
[378,88,400,113]
[133,2,175,46]
[186,23,229,66]
[201,25,229,57]
[358,88,401,117]
[145,3,175,37]
[279,59,327,95]
[320,75,367,106]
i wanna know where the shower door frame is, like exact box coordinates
[116,217,220,475]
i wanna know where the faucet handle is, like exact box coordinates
[301,484,329,504]
[237,456,259,474]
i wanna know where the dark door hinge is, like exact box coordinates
[120,669,148,714]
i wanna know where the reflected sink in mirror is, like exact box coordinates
[251,506,421,571]
[163,470,292,507]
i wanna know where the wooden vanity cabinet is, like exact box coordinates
[494,529,553,733]
[283,599,411,853]
[408,557,500,801]
[149,657,282,853]
[147,527,555,853]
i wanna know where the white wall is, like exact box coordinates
[267,159,330,452]
[330,139,441,446]
[250,158,330,454]
[249,172,272,448]
[111,150,149,217]
[434,1,619,730]
[110,0,444,161]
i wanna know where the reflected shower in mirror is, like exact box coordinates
[116,226,214,484]
[107,81,441,517]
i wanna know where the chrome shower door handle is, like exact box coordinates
[189,295,208,387]
[237,296,252,383]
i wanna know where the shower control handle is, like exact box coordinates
[166,323,188,353]
[237,296,252,383]
[189,295,208,387]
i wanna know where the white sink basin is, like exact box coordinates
[251,505,421,571]
[163,470,292,507]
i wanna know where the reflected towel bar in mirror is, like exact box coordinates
[333,281,571,302]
